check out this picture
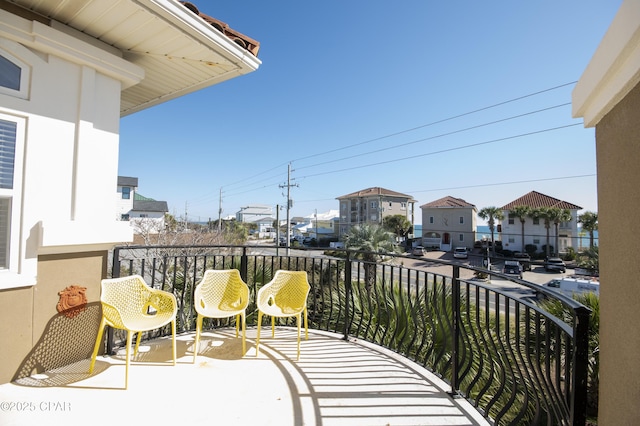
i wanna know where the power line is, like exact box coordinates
[298,123,583,179]
[189,82,582,209]
[291,81,577,163]
[296,103,572,171]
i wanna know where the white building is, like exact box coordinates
[0,0,260,384]
[500,191,581,254]
[116,176,168,233]
[236,205,272,223]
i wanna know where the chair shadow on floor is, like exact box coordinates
[12,302,191,388]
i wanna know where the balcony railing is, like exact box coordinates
[110,244,590,425]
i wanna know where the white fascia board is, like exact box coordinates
[572,0,640,127]
[0,9,144,88]
[137,0,261,71]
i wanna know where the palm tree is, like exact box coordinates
[510,205,530,253]
[551,208,572,256]
[344,223,397,289]
[537,207,554,257]
[578,211,599,248]
[478,206,504,255]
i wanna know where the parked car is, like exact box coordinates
[544,257,566,273]
[513,252,531,271]
[411,246,425,256]
[453,247,468,259]
[503,260,523,279]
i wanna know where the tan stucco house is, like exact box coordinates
[420,196,477,251]
[572,0,640,423]
[0,0,260,384]
[337,187,416,236]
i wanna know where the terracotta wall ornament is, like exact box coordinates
[57,285,88,319]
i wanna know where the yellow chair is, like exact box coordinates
[256,270,310,360]
[193,269,249,362]
[89,275,177,389]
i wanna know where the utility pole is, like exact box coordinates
[279,163,298,255]
[217,187,223,233]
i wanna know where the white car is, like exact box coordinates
[453,247,468,259]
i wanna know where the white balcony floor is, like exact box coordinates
[0,328,489,426]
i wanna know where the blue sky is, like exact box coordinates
[118,1,621,225]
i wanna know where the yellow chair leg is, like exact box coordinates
[304,307,309,340]
[134,332,142,357]
[89,317,107,373]
[296,314,301,361]
[271,316,275,338]
[240,313,246,355]
[125,331,133,390]
[171,320,176,365]
[256,311,263,356]
[193,314,203,364]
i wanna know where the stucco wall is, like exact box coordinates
[595,81,640,424]
[0,252,107,384]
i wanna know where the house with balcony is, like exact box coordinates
[0,0,260,385]
[337,187,416,236]
[499,190,581,254]
[419,196,477,251]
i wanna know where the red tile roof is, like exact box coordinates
[501,191,582,210]
[181,2,260,56]
[337,187,415,201]
[420,196,476,209]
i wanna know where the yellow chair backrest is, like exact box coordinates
[100,275,176,330]
[259,270,310,315]
[195,269,249,314]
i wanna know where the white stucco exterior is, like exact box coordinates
[0,14,138,288]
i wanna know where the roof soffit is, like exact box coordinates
[6,0,261,116]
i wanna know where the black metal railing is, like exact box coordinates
[109,244,590,425]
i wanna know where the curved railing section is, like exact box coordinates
[109,244,590,425]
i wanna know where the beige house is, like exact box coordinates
[500,191,582,254]
[0,0,260,384]
[572,0,640,423]
[420,196,477,251]
[337,187,416,236]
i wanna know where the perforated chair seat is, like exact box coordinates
[193,269,249,362]
[89,275,177,389]
[256,270,310,360]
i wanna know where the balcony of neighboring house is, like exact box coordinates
[1,245,593,425]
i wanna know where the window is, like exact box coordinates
[429,216,434,224]
[122,187,131,199]
[459,216,464,224]
[508,214,515,225]
[0,51,29,99]
[533,218,539,225]
[401,202,406,210]
[533,238,540,244]
[388,202,392,208]
[508,237,515,243]
[0,119,18,269]
[139,214,148,218]
[370,201,378,209]
[459,234,464,242]
[0,115,24,273]
[121,214,130,221]
[0,55,20,91]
